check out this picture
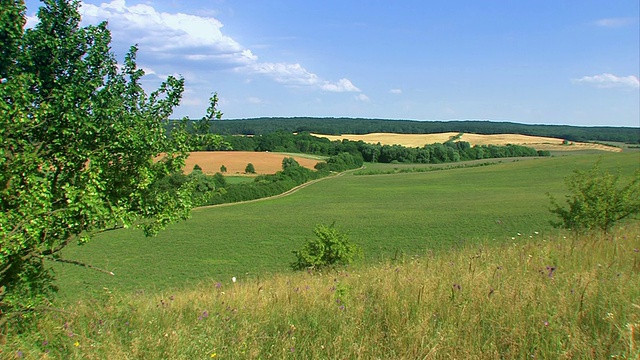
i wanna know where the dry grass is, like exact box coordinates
[183,151,322,175]
[5,224,639,359]
[311,132,622,152]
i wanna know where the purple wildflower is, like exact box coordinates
[545,266,556,278]
[215,282,222,289]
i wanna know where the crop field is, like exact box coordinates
[183,151,323,175]
[51,152,639,300]
[311,132,623,152]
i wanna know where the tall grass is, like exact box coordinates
[4,224,639,359]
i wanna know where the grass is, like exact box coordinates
[50,152,639,300]
[4,224,639,359]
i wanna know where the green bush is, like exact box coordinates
[245,163,256,174]
[291,224,362,270]
[548,161,640,234]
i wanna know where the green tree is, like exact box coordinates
[291,224,362,271]
[548,161,640,234]
[187,93,230,151]
[220,164,227,173]
[245,163,256,174]
[282,157,300,170]
[0,0,204,322]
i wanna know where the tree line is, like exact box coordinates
[218,131,549,164]
[178,117,639,144]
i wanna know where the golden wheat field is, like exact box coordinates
[310,132,622,152]
[183,151,322,175]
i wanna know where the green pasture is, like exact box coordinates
[53,152,639,300]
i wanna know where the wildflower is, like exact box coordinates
[546,266,556,278]
[290,347,295,352]
[634,248,639,253]
[16,350,23,358]
[232,276,237,283]
[339,305,346,311]
[544,321,549,327]
[74,341,80,347]
[211,353,217,358]
[215,282,222,288]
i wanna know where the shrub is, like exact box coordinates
[245,163,256,174]
[291,224,362,270]
[548,161,640,234]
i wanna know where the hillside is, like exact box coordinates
[201,117,640,144]
[311,132,623,152]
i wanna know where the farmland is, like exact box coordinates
[52,151,639,299]
[4,149,638,359]
[311,132,623,152]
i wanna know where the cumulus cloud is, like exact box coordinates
[572,73,640,89]
[355,93,370,102]
[594,17,636,28]
[76,0,361,94]
[321,78,361,92]
[389,88,402,94]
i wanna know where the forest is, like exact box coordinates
[186,117,640,143]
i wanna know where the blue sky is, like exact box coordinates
[24,0,640,126]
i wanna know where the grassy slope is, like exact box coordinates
[6,224,640,359]
[51,152,639,300]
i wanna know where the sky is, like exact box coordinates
[23,0,640,127]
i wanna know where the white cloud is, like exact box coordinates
[321,78,361,92]
[389,88,402,94]
[594,17,636,28]
[573,73,640,89]
[77,1,361,94]
[355,94,370,102]
[249,63,360,92]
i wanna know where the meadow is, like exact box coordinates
[2,150,639,359]
[51,152,639,300]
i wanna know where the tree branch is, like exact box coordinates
[43,256,115,276]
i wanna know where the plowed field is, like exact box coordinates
[184,151,322,175]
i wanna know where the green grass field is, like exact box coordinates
[51,152,640,300]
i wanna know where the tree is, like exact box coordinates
[282,157,300,170]
[187,93,230,151]
[0,0,201,322]
[548,161,640,234]
[220,165,227,173]
[291,224,362,271]
[245,163,256,174]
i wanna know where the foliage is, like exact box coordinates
[291,223,362,270]
[184,93,231,151]
[203,117,640,144]
[220,164,227,173]
[548,161,640,234]
[0,0,200,322]
[245,163,256,174]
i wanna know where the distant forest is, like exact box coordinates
[189,117,640,144]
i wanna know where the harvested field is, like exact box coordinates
[310,132,622,152]
[184,151,322,175]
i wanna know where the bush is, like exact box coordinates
[548,161,640,234]
[291,224,362,271]
[245,163,256,174]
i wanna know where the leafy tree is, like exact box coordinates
[245,163,256,174]
[193,164,203,172]
[291,224,362,271]
[548,161,640,234]
[282,157,300,170]
[220,164,227,173]
[0,0,205,322]
[187,93,230,151]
